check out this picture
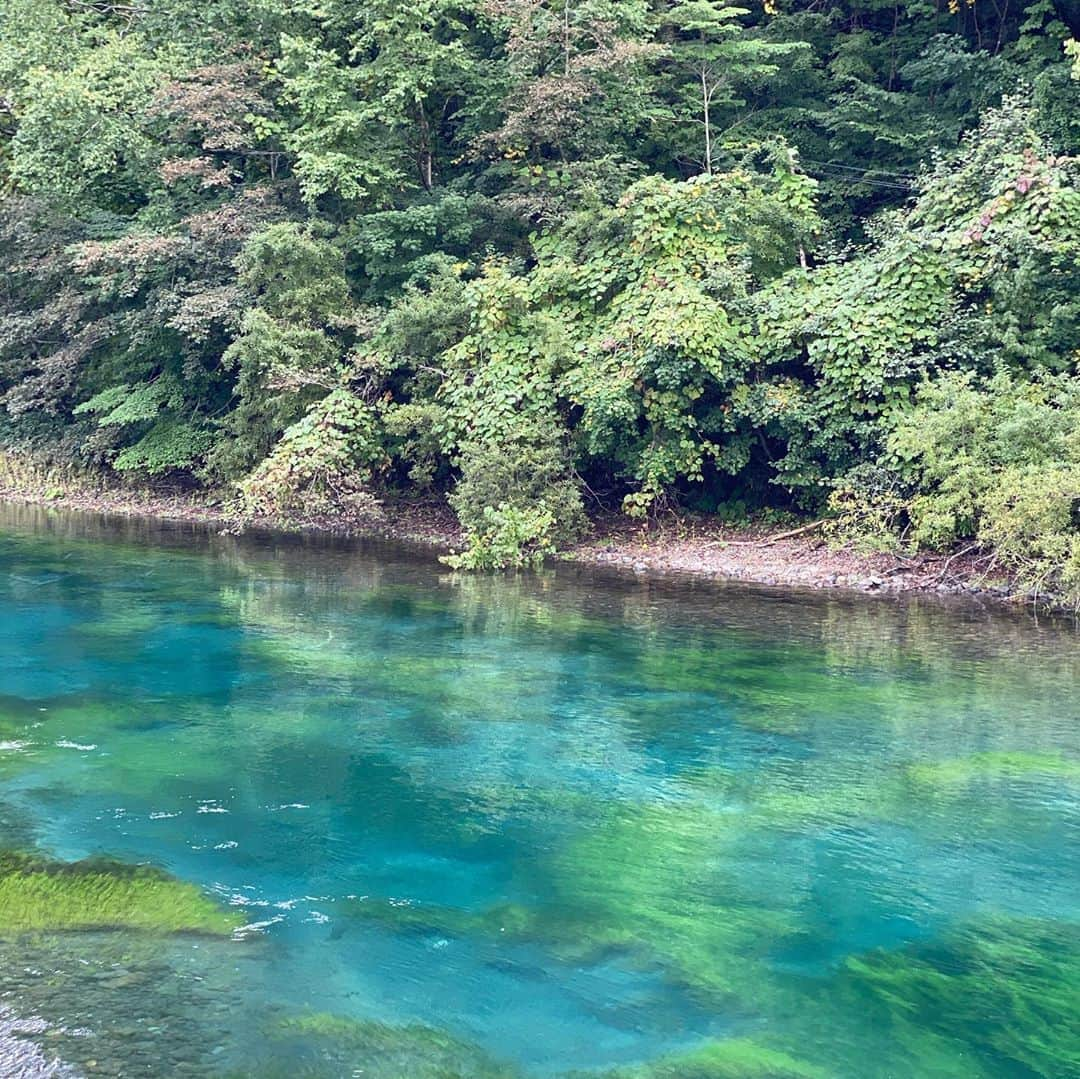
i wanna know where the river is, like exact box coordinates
[0,502,1077,1078]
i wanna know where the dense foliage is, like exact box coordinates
[1,0,1078,589]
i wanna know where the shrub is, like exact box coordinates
[834,370,1080,604]
[825,463,909,552]
[237,388,386,521]
[445,432,587,569]
[978,465,1080,600]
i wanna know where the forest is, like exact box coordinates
[1,0,1079,588]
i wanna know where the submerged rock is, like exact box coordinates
[0,931,259,1078]
[0,1006,78,1078]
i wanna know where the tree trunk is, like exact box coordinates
[417,107,434,191]
[564,0,572,75]
[701,67,712,176]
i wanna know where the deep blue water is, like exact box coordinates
[0,503,1078,1078]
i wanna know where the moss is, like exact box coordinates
[271,1012,519,1078]
[0,851,241,935]
[907,751,1080,787]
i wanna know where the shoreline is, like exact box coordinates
[565,519,1008,602]
[0,478,1040,611]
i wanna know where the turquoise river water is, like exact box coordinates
[0,502,1078,1078]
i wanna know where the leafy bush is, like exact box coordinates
[113,419,214,475]
[825,463,909,553]
[757,97,1080,495]
[892,371,1080,538]
[541,162,819,515]
[834,370,1080,603]
[237,388,386,521]
[979,465,1080,600]
[68,378,216,476]
[445,432,587,569]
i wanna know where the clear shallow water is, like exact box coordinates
[0,503,1078,1078]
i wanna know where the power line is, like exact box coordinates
[799,163,916,191]
[802,164,915,189]
[799,157,919,181]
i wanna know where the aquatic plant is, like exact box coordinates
[752,777,899,830]
[834,917,1080,1078]
[5,508,1080,1078]
[533,802,809,1009]
[0,851,241,935]
[579,1038,829,1078]
[271,1012,519,1079]
[345,896,521,939]
[906,751,1080,787]
[349,801,801,1012]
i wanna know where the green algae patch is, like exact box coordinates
[346,896,538,943]
[907,751,1080,787]
[271,1012,519,1079]
[751,772,903,830]
[0,851,241,935]
[583,1038,829,1079]
[537,804,803,1008]
[348,802,802,1013]
[71,607,161,643]
[834,917,1080,1078]
[646,1040,828,1079]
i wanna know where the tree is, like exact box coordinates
[210,221,357,478]
[657,0,805,175]
[479,0,661,165]
[2,0,1080,580]
[275,0,486,206]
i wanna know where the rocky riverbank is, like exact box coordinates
[0,476,1038,609]
[565,514,1012,601]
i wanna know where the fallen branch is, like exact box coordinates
[935,543,980,583]
[708,519,826,548]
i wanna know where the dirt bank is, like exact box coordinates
[566,515,1012,601]
[0,478,1033,608]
